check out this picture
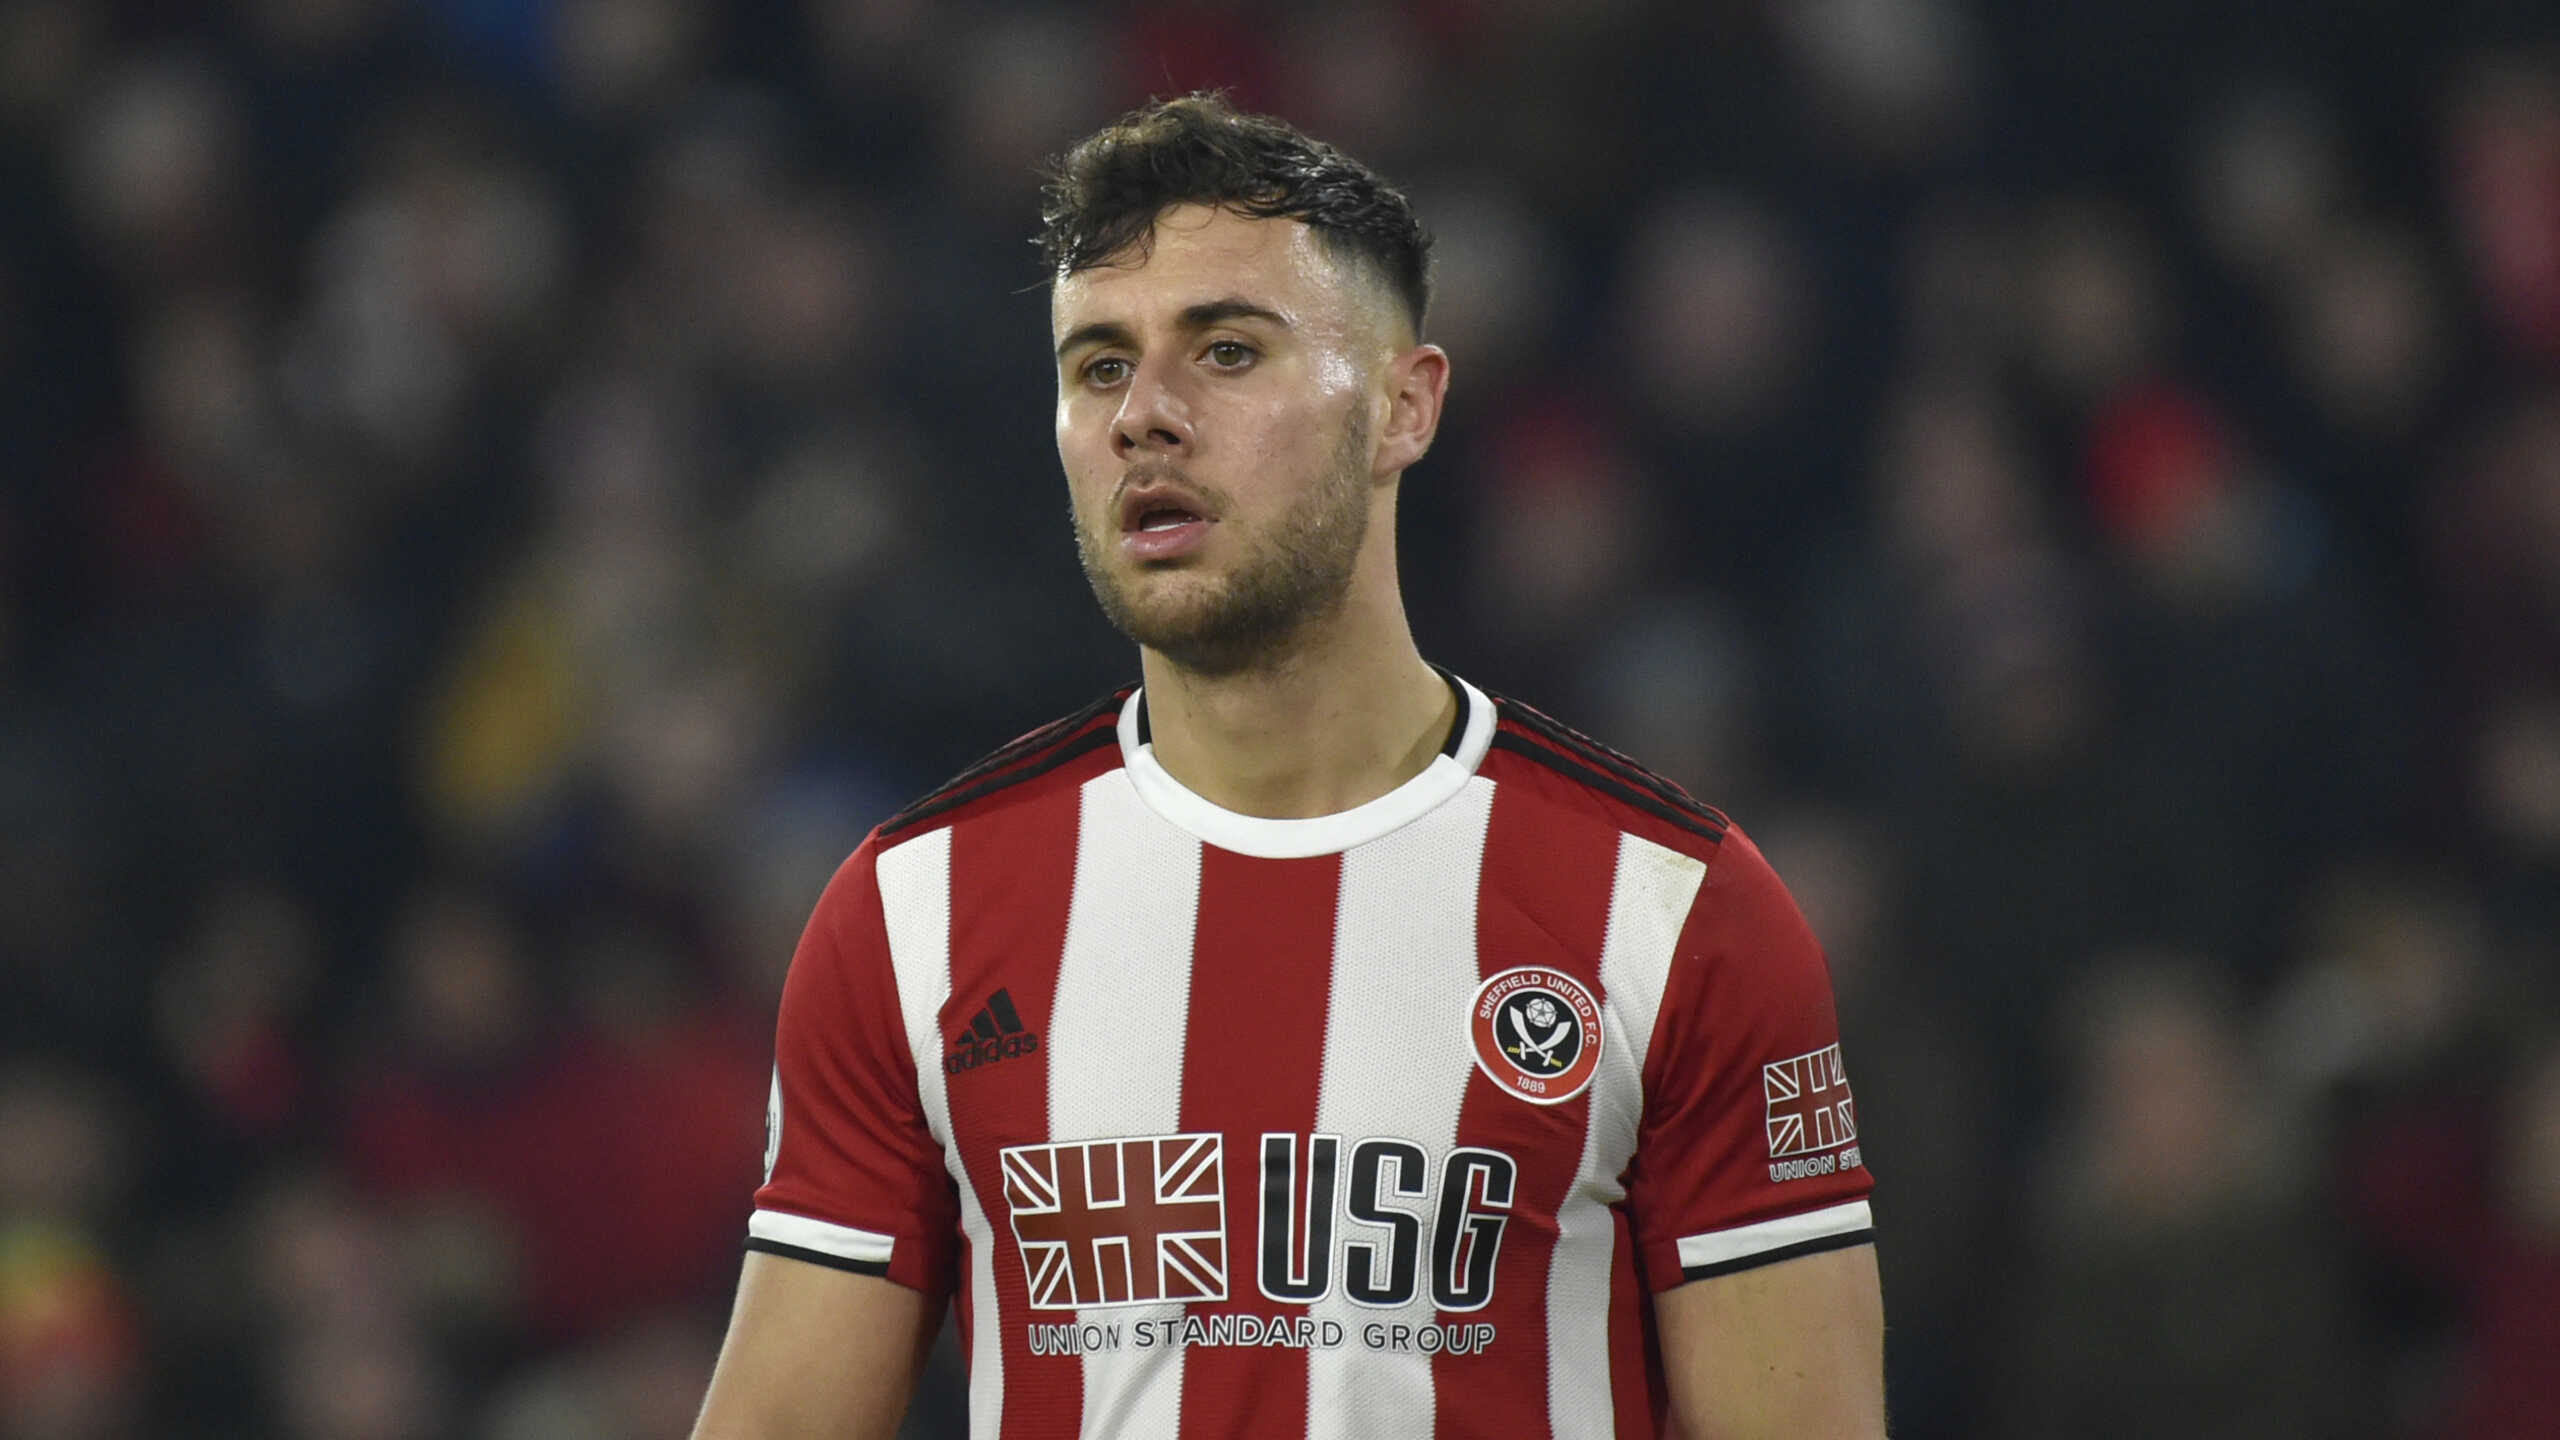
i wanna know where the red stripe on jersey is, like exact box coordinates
[947,787,1085,1440]
[1435,783,1621,1440]
[1483,725,1725,864]
[1612,1207,1662,1439]
[1175,849,1341,1440]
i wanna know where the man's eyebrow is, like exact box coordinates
[1053,299,1293,363]
[1055,320,1135,363]
[1178,298,1290,331]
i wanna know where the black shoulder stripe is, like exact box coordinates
[875,689,1127,839]
[1489,732,1728,846]
[1499,696,1728,826]
[932,688,1128,803]
[878,722,1121,840]
[1677,1228,1874,1283]
[744,1238,892,1278]
[1494,697,1731,833]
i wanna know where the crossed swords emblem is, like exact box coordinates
[1504,999,1572,1070]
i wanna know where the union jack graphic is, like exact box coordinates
[1000,1133,1227,1309]
[1763,1044,1856,1158]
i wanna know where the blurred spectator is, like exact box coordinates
[2193,87,2346,284]
[2265,863,2492,1109]
[1772,0,1976,167]
[2022,200,2166,408]
[2432,392,2560,872]
[61,53,244,295]
[2450,1039,2560,1440]
[1621,191,1808,438]
[340,885,759,1345]
[2000,959,2363,1439]
[2446,55,2560,360]
[154,881,320,1155]
[2284,224,2447,444]
[0,1069,140,1440]
[1469,398,1648,690]
[1806,377,2136,1116]
[2348,1035,2560,1440]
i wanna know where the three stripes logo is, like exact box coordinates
[947,988,1041,1074]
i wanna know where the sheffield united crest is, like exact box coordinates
[1469,966,1604,1105]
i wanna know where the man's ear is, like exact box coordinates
[1373,343,1451,480]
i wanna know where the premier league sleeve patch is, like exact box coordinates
[763,1066,783,1184]
[1469,967,1604,1105]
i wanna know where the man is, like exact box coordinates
[693,95,1882,1439]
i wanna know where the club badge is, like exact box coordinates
[1469,966,1604,1105]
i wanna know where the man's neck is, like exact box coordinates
[1137,616,1457,822]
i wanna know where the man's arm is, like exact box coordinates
[692,1253,939,1440]
[1654,1244,1885,1439]
[705,834,959,1436]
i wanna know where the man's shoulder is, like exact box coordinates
[1478,689,1732,865]
[868,686,1135,853]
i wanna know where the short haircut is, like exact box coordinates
[1037,93,1433,336]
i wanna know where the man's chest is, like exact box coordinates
[923,883,1640,1316]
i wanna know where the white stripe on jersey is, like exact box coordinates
[745,1210,896,1264]
[1305,775,1497,1440]
[1547,831,1712,1436]
[875,827,1004,1434]
[1677,1199,1876,1272]
[1050,772,1204,1438]
[1595,831,1711,1086]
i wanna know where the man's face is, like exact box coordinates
[1052,204,1393,674]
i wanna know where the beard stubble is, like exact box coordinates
[1075,409,1373,677]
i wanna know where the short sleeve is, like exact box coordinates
[746,835,959,1295]
[1623,826,1875,1290]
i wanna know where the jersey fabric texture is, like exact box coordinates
[748,673,1875,1439]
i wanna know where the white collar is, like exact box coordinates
[1117,670,1495,859]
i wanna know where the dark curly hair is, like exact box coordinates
[1037,93,1433,336]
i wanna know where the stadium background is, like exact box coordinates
[3,0,2558,1435]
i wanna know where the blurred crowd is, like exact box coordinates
[2,1,2558,1437]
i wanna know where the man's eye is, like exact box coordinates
[1206,340,1254,368]
[1083,357,1129,386]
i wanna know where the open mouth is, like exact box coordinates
[1133,505,1204,533]
[1116,485,1217,559]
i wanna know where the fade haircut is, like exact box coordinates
[1037,93,1433,336]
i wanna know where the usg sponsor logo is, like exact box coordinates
[996,1132,1521,1316]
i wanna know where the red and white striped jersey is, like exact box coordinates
[749,674,1875,1438]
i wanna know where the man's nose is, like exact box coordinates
[1112,358,1195,456]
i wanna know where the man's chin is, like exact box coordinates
[1106,599,1237,659]
[1078,522,1358,674]
[1095,588,1289,676]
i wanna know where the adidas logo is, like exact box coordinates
[946,988,1040,1074]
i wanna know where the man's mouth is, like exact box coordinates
[1116,484,1218,560]
[1117,481,1217,531]
[1135,506,1204,533]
